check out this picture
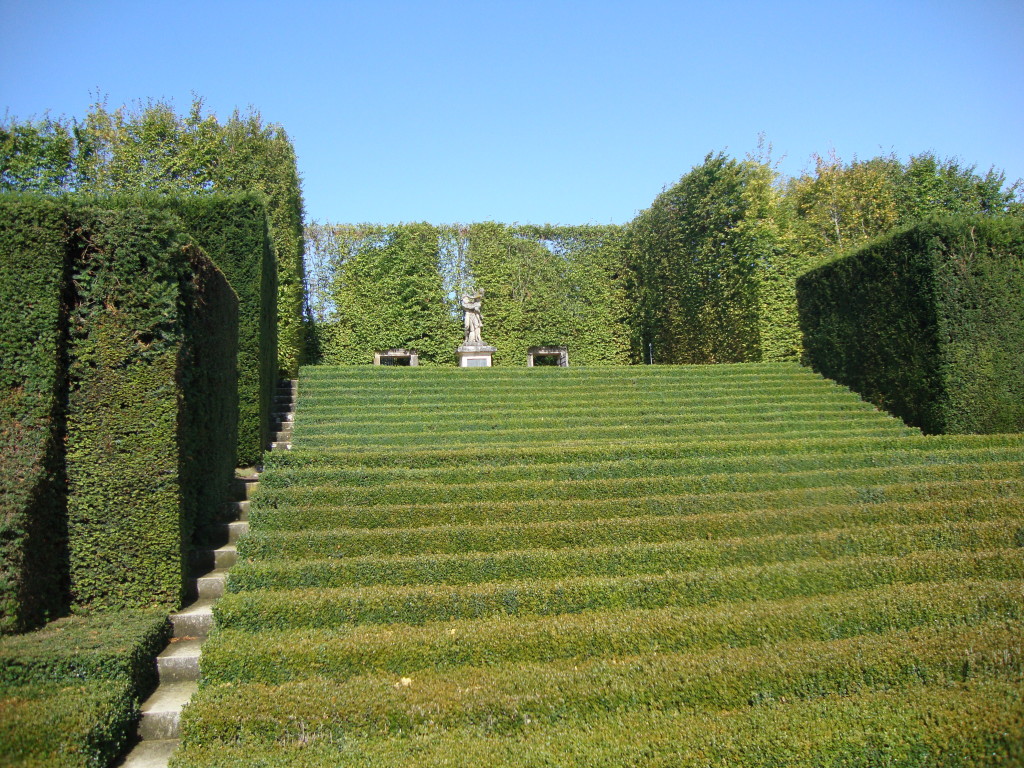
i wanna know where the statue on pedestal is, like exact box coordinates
[461,289,484,346]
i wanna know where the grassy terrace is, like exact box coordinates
[175,363,1024,767]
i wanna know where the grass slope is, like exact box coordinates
[176,364,1024,767]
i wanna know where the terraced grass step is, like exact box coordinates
[182,621,1022,741]
[299,391,877,419]
[267,432,1022,471]
[238,497,1024,560]
[296,411,908,446]
[250,478,1024,531]
[227,519,1022,591]
[172,677,1024,767]
[213,548,1024,631]
[254,459,1024,508]
[259,444,1024,490]
[200,578,1024,685]
[291,425,921,463]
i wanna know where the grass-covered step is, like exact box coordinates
[201,578,1024,685]
[182,621,1021,741]
[297,392,880,423]
[0,680,137,768]
[171,677,1024,767]
[294,413,909,448]
[262,432,1023,471]
[213,548,1024,631]
[227,519,1022,591]
[253,459,1024,508]
[250,478,1024,531]
[287,425,921,467]
[257,444,1024,490]
[238,497,1024,560]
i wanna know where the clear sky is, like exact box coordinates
[2,0,1022,225]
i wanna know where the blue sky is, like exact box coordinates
[2,0,1022,225]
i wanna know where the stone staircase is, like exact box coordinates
[116,380,297,767]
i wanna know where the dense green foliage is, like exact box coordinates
[170,193,274,467]
[0,609,169,694]
[0,609,169,767]
[312,223,460,364]
[305,150,1019,369]
[627,153,778,363]
[64,200,238,609]
[0,196,69,633]
[467,223,631,365]
[0,195,239,616]
[305,222,630,366]
[0,680,136,768]
[1,98,306,375]
[798,215,1024,434]
[175,365,1023,766]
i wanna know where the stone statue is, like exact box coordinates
[461,289,484,346]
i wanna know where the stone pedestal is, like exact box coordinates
[457,344,496,367]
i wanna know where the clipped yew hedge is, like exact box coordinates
[798,215,1024,434]
[0,680,136,768]
[0,608,169,768]
[64,201,238,609]
[1,194,240,615]
[0,195,69,634]
[170,193,275,466]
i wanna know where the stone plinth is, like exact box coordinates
[374,348,419,366]
[457,344,496,367]
[527,345,569,367]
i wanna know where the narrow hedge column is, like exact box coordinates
[64,206,191,610]
[0,196,71,633]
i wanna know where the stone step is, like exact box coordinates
[189,543,237,573]
[196,568,228,600]
[232,477,259,500]
[270,441,292,451]
[116,738,177,768]
[227,520,248,544]
[223,499,250,520]
[138,681,197,740]
[171,598,214,639]
[156,637,202,683]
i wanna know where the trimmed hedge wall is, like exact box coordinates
[0,608,169,767]
[170,193,274,466]
[0,196,69,634]
[64,200,238,609]
[798,216,1024,434]
[467,223,632,366]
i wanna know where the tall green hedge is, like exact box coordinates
[64,200,238,610]
[467,223,632,366]
[0,196,70,634]
[170,194,274,466]
[797,216,1024,434]
[315,223,460,365]
[625,153,778,365]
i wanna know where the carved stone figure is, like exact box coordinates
[461,289,484,346]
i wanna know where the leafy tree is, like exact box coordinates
[314,223,460,365]
[0,97,307,375]
[627,153,780,364]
